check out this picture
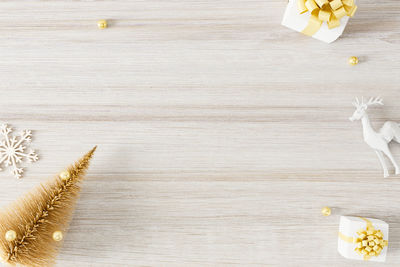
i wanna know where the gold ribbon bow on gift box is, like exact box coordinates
[298,0,357,36]
[339,218,388,261]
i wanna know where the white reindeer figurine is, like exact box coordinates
[349,97,400,177]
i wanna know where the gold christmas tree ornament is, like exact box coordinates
[59,170,70,181]
[0,146,97,267]
[52,231,63,242]
[4,230,16,242]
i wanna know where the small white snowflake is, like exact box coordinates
[0,124,38,179]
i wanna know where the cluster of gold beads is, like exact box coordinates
[5,229,63,242]
[354,226,388,260]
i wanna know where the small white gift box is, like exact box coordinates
[338,216,388,262]
[281,0,356,43]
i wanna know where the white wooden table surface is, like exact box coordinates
[0,0,399,266]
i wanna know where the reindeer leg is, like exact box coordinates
[375,150,389,178]
[382,148,400,175]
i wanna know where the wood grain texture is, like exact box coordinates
[0,0,399,266]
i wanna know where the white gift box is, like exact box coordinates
[281,0,350,43]
[338,216,388,262]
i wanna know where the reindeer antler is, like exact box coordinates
[352,97,360,108]
[352,97,383,108]
[366,96,384,106]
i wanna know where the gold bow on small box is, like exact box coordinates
[298,0,357,36]
[339,218,388,261]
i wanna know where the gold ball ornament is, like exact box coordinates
[348,56,359,66]
[5,230,17,241]
[321,206,331,216]
[97,20,108,29]
[52,231,63,242]
[59,171,71,181]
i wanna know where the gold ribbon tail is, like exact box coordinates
[361,217,373,229]
[338,232,355,243]
[301,11,323,36]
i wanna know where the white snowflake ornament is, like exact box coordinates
[0,124,38,179]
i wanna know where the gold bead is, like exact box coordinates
[348,56,359,66]
[97,20,108,29]
[59,171,70,181]
[5,230,17,241]
[321,206,331,216]
[52,231,63,242]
